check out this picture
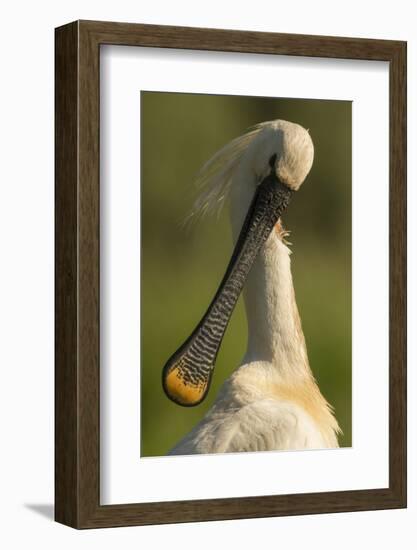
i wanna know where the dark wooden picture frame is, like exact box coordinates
[55,20,407,529]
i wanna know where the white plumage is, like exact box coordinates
[168,120,341,455]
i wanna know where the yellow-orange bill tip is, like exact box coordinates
[163,367,208,407]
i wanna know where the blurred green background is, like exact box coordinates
[140,92,352,456]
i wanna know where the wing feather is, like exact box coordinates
[168,399,332,455]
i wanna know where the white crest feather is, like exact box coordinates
[186,123,267,224]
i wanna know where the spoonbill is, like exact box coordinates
[162,120,341,454]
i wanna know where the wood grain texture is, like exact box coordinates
[388,41,407,505]
[55,20,407,529]
[55,21,79,527]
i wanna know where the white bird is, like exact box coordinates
[162,120,341,455]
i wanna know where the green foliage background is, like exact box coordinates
[141,92,352,456]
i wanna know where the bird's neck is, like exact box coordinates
[230,186,312,383]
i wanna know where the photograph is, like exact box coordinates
[0,0,410,541]
[141,91,352,457]
[52,14,406,533]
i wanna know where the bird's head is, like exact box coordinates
[162,120,314,407]
[248,120,314,191]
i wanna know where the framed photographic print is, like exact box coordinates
[55,20,406,528]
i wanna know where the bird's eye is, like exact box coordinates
[269,154,277,168]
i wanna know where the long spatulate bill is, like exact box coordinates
[162,171,292,406]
